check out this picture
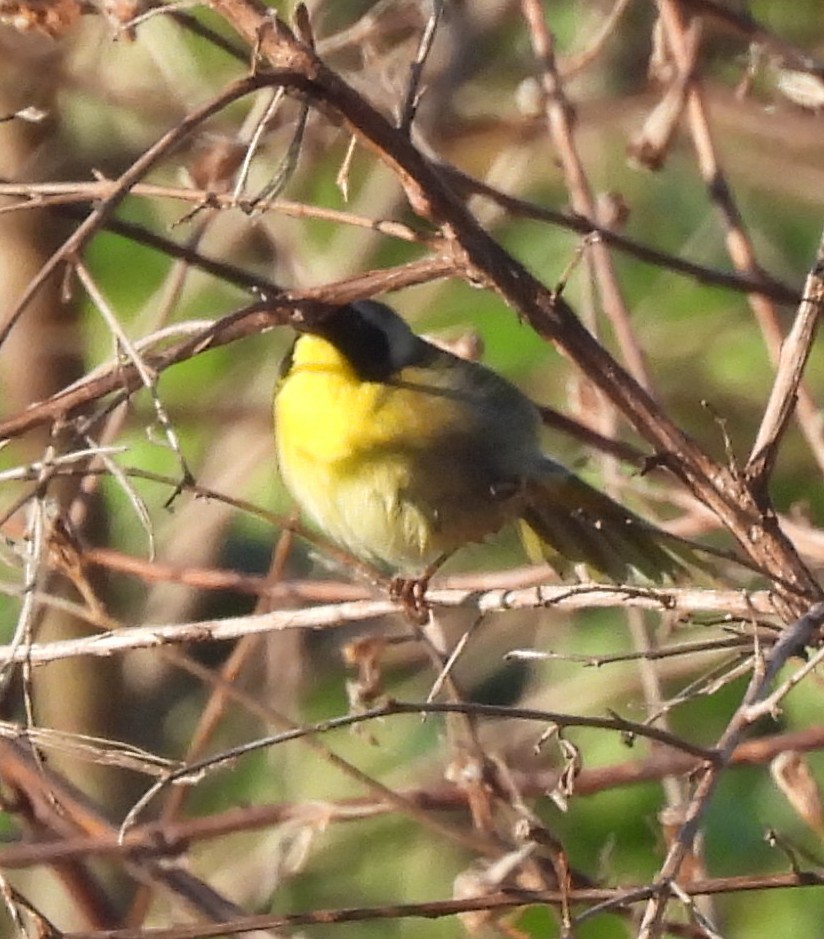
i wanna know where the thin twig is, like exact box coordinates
[522,0,653,390]
[748,231,824,483]
[74,260,191,489]
[0,178,796,302]
[2,723,823,870]
[635,601,824,937]
[399,0,444,133]
[674,0,824,78]
[53,867,824,939]
[0,73,271,349]
[0,584,781,668]
[124,698,717,833]
[658,0,824,477]
[231,86,284,202]
[0,256,454,443]
[560,0,632,77]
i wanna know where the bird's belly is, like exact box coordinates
[281,448,427,570]
[279,442,512,572]
[274,364,523,573]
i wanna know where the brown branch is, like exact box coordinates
[0,181,431,248]
[3,724,823,871]
[0,177,798,304]
[438,166,800,305]
[0,583,781,667]
[0,72,274,350]
[636,600,824,936]
[658,0,824,479]
[54,205,283,296]
[0,738,279,924]
[0,256,452,442]
[137,701,720,799]
[522,0,653,389]
[57,868,824,939]
[674,0,824,78]
[2,8,821,936]
[748,232,824,485]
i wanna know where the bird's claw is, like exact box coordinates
[390,575,431,624]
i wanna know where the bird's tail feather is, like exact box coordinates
[520,468,700,582]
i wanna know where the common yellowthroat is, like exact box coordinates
[274,300,684,582]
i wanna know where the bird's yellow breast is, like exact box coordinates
[275,335,465,461]
[274,334,522,571]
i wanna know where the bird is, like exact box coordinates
[273,299,690,586]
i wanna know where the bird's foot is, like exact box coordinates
[390,575,431,625]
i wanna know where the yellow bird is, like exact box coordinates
[274,300,686,583]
